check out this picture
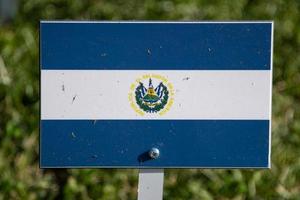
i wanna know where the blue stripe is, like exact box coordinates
[40,120,269,168]
[40,22,272,70]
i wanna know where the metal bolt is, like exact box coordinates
[149,148,160,159]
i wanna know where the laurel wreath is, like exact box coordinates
[135,83,169,113]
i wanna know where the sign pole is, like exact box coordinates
[137,169,164,200]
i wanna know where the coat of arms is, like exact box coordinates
[135,78,169,113]
[129,74,174,116]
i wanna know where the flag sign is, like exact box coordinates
[40,21,273,168]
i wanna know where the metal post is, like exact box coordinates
[137,169,164,200]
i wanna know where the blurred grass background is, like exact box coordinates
[0,0,300,199]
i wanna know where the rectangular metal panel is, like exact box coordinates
[40,21,273,168]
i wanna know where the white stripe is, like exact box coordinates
[41,70,271,120]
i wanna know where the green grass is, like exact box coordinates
[0,0,300,199]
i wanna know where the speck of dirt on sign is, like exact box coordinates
[182,77,190,81]
[72,95,77,104]
[62,84,65,92]
[101,53,107,57]
[71,132,76,138]
[92,155,98,159]
[93,120,97,125]
[147,49,151,55]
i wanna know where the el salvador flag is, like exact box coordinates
[40,21,273,168]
